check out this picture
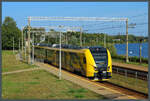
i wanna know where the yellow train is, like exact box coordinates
[34,44,112,81]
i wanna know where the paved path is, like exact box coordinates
[112,61,148,72]
[35,62,137,100]
[2,68,42,75]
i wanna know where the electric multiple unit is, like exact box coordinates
[34,44,112,81]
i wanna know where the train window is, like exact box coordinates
[83,57,86,64]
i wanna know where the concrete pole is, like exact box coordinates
[80,27,82,47]
[32,33,34,64]
[59,28,62,80]
[24,33,26,61]
[126,19,129,63]
[28,17,31,64]
[22,28,23,53]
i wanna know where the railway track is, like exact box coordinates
[112,66,148,81]
[103,81,148,99]
[75,72,148,99]
[36,62,147,99]
[83,76,148,99]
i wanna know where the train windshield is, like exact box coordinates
[89,47,108,66]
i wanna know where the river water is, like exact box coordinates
[114,43,148,58]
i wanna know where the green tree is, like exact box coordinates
[23,26,46,44]
[2,16,21,50]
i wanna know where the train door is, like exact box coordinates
[65,52,70,70]
[56,51,59,67]
[62,51,65,69]
[64,52,66,69]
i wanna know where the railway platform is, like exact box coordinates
[35,62,137,99]
[112,61,148,72]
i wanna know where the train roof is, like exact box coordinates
[35,43,106,50]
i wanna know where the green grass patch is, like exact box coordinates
[109,73,148,94]
[2,50,37,72]
[2,70,106,99]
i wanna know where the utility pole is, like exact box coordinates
[32,33,34,64]
[126,19,129,63]
[59,25,62,80]
[13,37,14,54]
[28,17,31,64]
[24,32,26,61]
[22,28,23,53]
[80,27,82,47]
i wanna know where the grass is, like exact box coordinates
[109,73,148,94]
[2,50,106,99]
[2,70,106,99]
[2,50,37,72]
[112,59,148,67]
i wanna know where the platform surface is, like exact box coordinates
[35,62,138,100]
[112,61,148,72]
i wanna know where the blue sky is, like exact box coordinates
[2,2,148,36]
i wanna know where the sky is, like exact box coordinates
[2,2,148,36]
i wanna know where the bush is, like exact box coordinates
[106,43,117,57]
[112,55,148,64]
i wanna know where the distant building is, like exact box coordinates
[113,39,121,41]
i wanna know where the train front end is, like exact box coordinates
[89,46,112,81]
